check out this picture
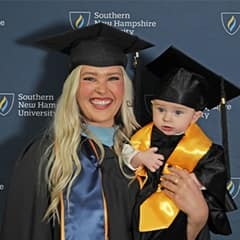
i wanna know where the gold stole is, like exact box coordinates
[130,122,212,231]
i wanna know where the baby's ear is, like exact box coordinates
[192,111,202,123]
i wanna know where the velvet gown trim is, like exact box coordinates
[59,138,106,240]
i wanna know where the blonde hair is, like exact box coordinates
[43,65,139,221]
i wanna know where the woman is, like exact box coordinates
[0,23,208,240]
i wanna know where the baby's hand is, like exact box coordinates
[132,147,164,172]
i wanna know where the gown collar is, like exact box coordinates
[83,124,115,147]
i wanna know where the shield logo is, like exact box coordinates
[228,177,240,199]
[221,12,240,36]
[0,93,15,116]
[69,11,91,30]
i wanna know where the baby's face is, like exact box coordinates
[151,99,202,135]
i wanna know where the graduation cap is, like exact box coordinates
[146,46,240,180]
[35,22,154,70]
[146,46,240,111]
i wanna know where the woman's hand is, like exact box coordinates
[161,166,208,240]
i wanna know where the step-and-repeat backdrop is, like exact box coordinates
[0,1,239,239]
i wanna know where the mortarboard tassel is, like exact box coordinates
[220,77,230,182]
[220,81,238,211]
[132,51,143,125]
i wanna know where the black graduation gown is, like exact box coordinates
[100,142,139,239]
[0,135,57,240]
[0,134,139,240]
[133,126,236,240]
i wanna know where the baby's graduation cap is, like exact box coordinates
[35,22,154,71]
[146,46,240,180]
[146,46,240,111]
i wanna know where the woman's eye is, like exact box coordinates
[108,76,120,81]
[82,77,95,81]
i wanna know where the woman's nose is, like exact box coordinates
[95,81,107,94]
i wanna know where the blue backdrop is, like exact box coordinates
[0,1,239,239]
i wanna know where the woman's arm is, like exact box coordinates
[161,166,208,240]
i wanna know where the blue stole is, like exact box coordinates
[64,125,115,240]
